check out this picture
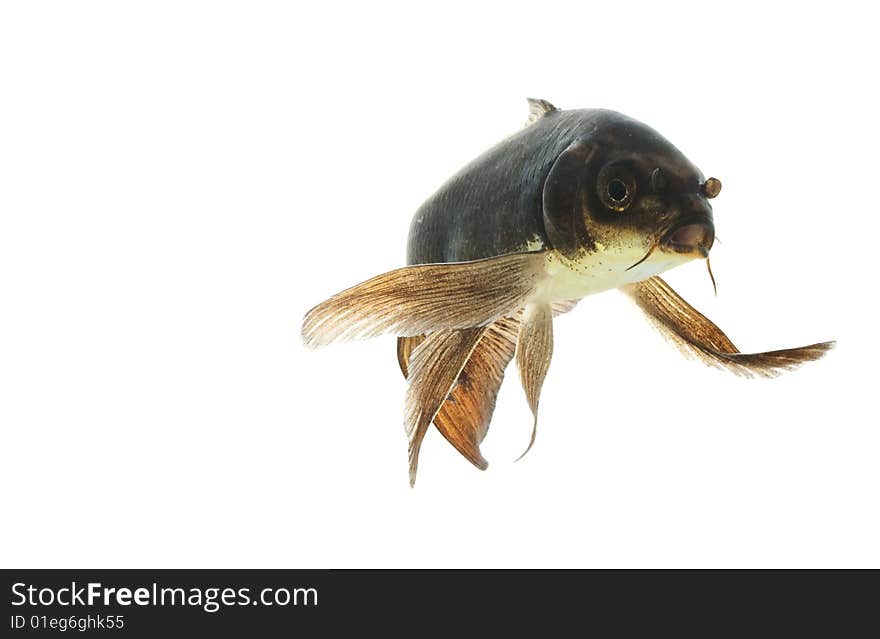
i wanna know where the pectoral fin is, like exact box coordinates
[621,276,834,377]
[515,303,554,458]
[405,327,488,486]
[302,251,547,348]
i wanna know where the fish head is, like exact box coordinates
[543,111,720,282]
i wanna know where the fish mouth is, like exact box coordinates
[660,218,715,258]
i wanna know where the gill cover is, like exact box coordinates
[542,141,596,259]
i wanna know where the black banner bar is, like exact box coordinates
[2,569,875,635]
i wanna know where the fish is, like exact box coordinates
[302,98,834,485]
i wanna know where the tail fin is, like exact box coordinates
[405,328,488,486]
[398,317,519,472]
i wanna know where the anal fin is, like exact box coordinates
[515,303,554,459]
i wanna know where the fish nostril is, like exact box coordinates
[702,177,722,199]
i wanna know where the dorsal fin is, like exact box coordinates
[526,98,558,126]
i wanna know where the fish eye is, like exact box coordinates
[607,179,628,202]
[597,165,636,212]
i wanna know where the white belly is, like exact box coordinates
[532,246,693,304]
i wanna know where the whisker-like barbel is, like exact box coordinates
[706,257,718,296]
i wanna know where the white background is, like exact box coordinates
[1,1,877,568]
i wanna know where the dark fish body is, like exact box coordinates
[303,99,834,486]
[406,110,576,264]
[407,108,695,265]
